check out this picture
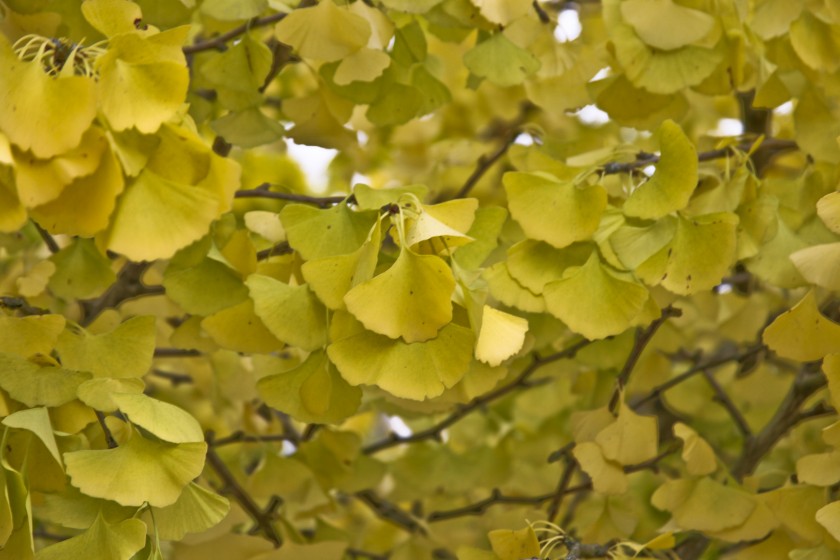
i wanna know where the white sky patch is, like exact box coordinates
[514,132,535,146]
[281,441,297,456]
[715,283,733,294]
[388,416,413,438]
[554,9,582,42]
[774,100,794,116]
[574,104,610,126]
[710,118,744,137]
[285,139,337,193]
[590,67,611,82]
[357,130,369,146]
[643,165,656,177]
[351,172,371,186]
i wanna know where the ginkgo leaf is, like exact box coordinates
[151,482,230,541]
[637,212,738,295]
[817,192,840,234]
[595,403,658,465]
[344,248,454,342]
[488,527,540,560]
[244,211,285,243]
[56,316,156,379]
[2,407,62,467]
[484,262,546,313]
[275,0,370,62]
[0,314,65,357]
[673,422,716,476]
[763,291,840,361]
[246,274,328,351]
[35,514,147,560]
[96,31,189,133]
[506,240,592,293]
[0,352,91,407]
[790,243,840,290]
[201,0,267,21]
[623,120,698,220]
[257,350,361,424]
[403,198,478,248]
[473,0,532,25]
[475,306,528,367]
[77,378,145,413]
[796,450,840,487]
[609,216,677,270]
[544,252,649,340]
[48,239,116,300]
[573,441,629,495]
[453,206,508,270]
[201,299,284,354]
[463,33,540,87]
[334,48,391,85]
[504,171,607,248]
[651,477,756,532]
[620,0,716,50]
[200,33,273,111]
[81,0,143,37]
[816,501,840,542]
[112,393,203,444]
[280,202,375,260]
[103,169,221,261]
[38,483,137,531]
[0,41,96,159]
[352,183,429,210]
[789,11,840,72]
[65,429,206,507]
[327,312,474,400]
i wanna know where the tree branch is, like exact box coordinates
[363,338,592,454]
[701,368,752,438]
[153,348,203,358]
[235,184,348,207]
[95,411,118,449]
[79,261,165,327]
[32,221,59,253]
[209,430,297,447]
[205,437,283,547]
[183,12,288,55]
[354,490,426,534]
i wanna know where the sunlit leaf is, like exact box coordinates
[488,526,540,560]
[620,0,715,50]
[651,477,756,532]
[77,378,145,413]
[65,429,206,507]
[573,441,628,495]
[280,202,375,260]
[56,316,155,379]
[275,0,370,62]
[35,514,146,560]
[0,314,65,358]
[201,299,284,353]
[0,352,91,407]
[673,422,716,476]
[2,407,62,467]
[112,393,203,444]
[763,291,840,361]
[474,306,528,367]
[464,33,540,87]
[151,482,229,541]
[595,403,658,465]
[247,274,328,351]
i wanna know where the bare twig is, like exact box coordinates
[701,369,752,438]
[150,369,193,386]
[546,456,577,522]
[363,338,592,454]
[79,261,164,327]
[95,411,118,449]
[153,348,203,358]
[235,184,348,207]
[32,221,59,253]
[183,12,288,55]
[210,430,297,447]
[205,437,283,546]
[354,490,426,534]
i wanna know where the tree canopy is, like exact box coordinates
[1,0,840,558]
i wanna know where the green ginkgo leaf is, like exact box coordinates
[48,238,117,300]
[275,0,370,62]
[0,314,65,357]
[56,316,156,379]
[504,171,607,249]
[0,352,91,407]
[483,262,546,313]
[544,253,649,340]
[352,183,429,210]
[77,378,145,413]
[38,483,137,530]
[112,393,204,444]
[327,312,474,400]
[609,216,677,270]
[151,482,230,541]
[463,33,540,87]
[623,120,698,219]
[2,407,62,467]
[96,30,189,133]
[344,247,454,342]
[35,514,146,560]
[201,299,284,353]
[280,202,375,260]
[763,291,840,361]
[65,429,206,507]
[506,240,592,294]
[488,526,541,560]
[651,477,756,533]
[257,350,362,424]
[246,274,328,351]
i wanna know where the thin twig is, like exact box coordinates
[363,338,592,454]
[701,369,752,438]
[210,430,297,447]
[153,348,203,358]
[546,456,577,522]
[205,437,283,547]
[354,490,426,534]
[79,261,164,327]
[32,221,59,253]
[183,12,288,55]
[608,307,681,414]
[150,369,193,386]
[234,185,348,207]
[95,411,118,449]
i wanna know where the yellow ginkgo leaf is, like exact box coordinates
[201,299,284,354]
[573,441,629,495]
[0,174,26,233]
[0,314,65,358]
[623,120,698,220]
[327,312,474,400]
[816,501,840,543]
[48,238,117,300]
[796,450,840,487]
[789,11,840,72]
[81,0,143,37]
[651,477,756,532]
[36,514,147,560]
[790,243,840,290]
[463,33,540,87]
[475,306,528,367]
[2,407,63,468]
[544,252,649,340]
[103,169,220,261]
[0,352,91,407]
[484,262,546,313]
[344,248,454,343]
[504,171,607,249]
[817,191,840,234]
[506,240,592,294]
[673,422,717,476]
[151,482,230,541]
[334,48,391,85]
[280,202,376,261]
[257,350,361,424]
[763,291,840,361]
[246,274,328,351]
[488,526,541,560]
[56,316,156,379]
[275,0,370,62]
[403,197,478,249]
[595,403,658,465]
[620,0,716,51]
[112,393,204,444]
[96,30,190,133]
[472,0,532,25]
[0,39,96,159]
[77,378,145,413]
[65,429,206,507]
